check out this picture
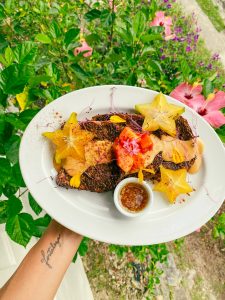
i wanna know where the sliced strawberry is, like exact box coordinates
[139,133,153,153]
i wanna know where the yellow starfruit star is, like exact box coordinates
[135,93,185,136]
[154,166,193,203]
[43,112,94,164]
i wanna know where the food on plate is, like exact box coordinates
[43,93,204,203]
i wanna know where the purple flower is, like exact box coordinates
[207,63,213,70]
[199,61,204,67]
[186,46,192,52]
[164,0,169,2]
[160,55,166,60]
[173,36,179,41]
[175,27,182,34]
[167,4,172,8]
[194,34,199,42]
[179,37,186,42]
[159,48,164,52]
[212,53,220,61]
[187,37,192,44]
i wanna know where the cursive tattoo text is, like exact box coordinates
[41,234,61,269]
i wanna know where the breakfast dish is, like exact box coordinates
[43,93,204,203]
[19,85,225,245]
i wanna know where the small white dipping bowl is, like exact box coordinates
[114,177,154,218]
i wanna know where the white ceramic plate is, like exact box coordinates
[19,85,225,245]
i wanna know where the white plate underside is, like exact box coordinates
[19,85,225,245]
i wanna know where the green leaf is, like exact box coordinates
[64,28,80,47]
[0,54,7,66]
[100,9,114,27]
[71,63,90,81]
[116,25,132,43]
[45,63,60,83]
[35,33,52,44]
[9,163,26,188]
[49,20,61,39]
[33,214,51,238]
[5,113,26,130]
[203,79,214,98]
[0,200,8,224]
[4,0,14,13]
[84,9,101,21]
[215,125,225,143]
[78,237,89,256]
[6,213,35,247]
[141,34,162,42]
[72,252,78,263]
[7,195,23,217]
[213,227,219,238]
[5,46,14,66]
[0,118,13,144]
[4,135,21,165]
[3,185,18,197]
[28,75,51,88]
[14,42,38,64]
[141,45,155,56]
[149,59,162,73]
[126,72,137,85]
[0,4,6,19]
[28,192,42,215]
[0,89,7,107]
[0,158,12,187]
[132,11,146,41]
[181,60,191,80]
[0,64,35,95]
[19,109,39,126]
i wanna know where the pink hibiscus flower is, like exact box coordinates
[171,83,225,128]
[150,11,174,39]
[170,82,205,106]
[73,40,93,58]
[189,91,225,128]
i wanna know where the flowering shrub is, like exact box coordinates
[0,0,225,295]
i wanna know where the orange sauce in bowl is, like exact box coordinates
[120,183,149,212]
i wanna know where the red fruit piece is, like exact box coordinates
[114,139,133,173]
[139,133,153,153]
[131,154,145,172]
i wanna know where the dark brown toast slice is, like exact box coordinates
[89,113,194,141]
[56,113,196,192]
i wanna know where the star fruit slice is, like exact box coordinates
[154,166,193,203]
[43,112,94,163]
[135,93,184,136]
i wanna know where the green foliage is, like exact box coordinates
[28,192,42,216]
[109,243,169,295]
[212,213,225,241]
[6,213,35,247]
[0,1,224,293]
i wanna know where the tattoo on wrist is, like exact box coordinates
[41,234,61,269]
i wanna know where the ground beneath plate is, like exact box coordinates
[83,203,225,300]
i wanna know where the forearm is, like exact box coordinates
[0,221,82,300]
